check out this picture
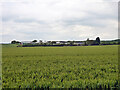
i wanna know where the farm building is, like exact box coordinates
[86,37,100,45]
[74,41,85,46]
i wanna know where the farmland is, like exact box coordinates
[2,45,119,88]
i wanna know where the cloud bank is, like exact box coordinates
[0,0,118,43]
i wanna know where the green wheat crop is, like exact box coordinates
[2,45,119,88]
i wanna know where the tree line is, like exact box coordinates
[11,37,119,47]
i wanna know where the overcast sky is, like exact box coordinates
[0,0,119,43]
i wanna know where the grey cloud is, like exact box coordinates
[2,15,46,24]
[63,18,106,27]
[2,15,17,22]
[62,9,117,27]
[80,20,106,27]
[14,18,46,24]
[87,11,117,20]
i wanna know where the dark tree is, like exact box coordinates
[84,41,87,46]
[96,37,100,45]
[11,40,21,44]
[32,40,37,43]
[87,38,89,41]
[51,41,56,45]
[11,40,17,44]
[16,41,21,44]
[67,41,74,46]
